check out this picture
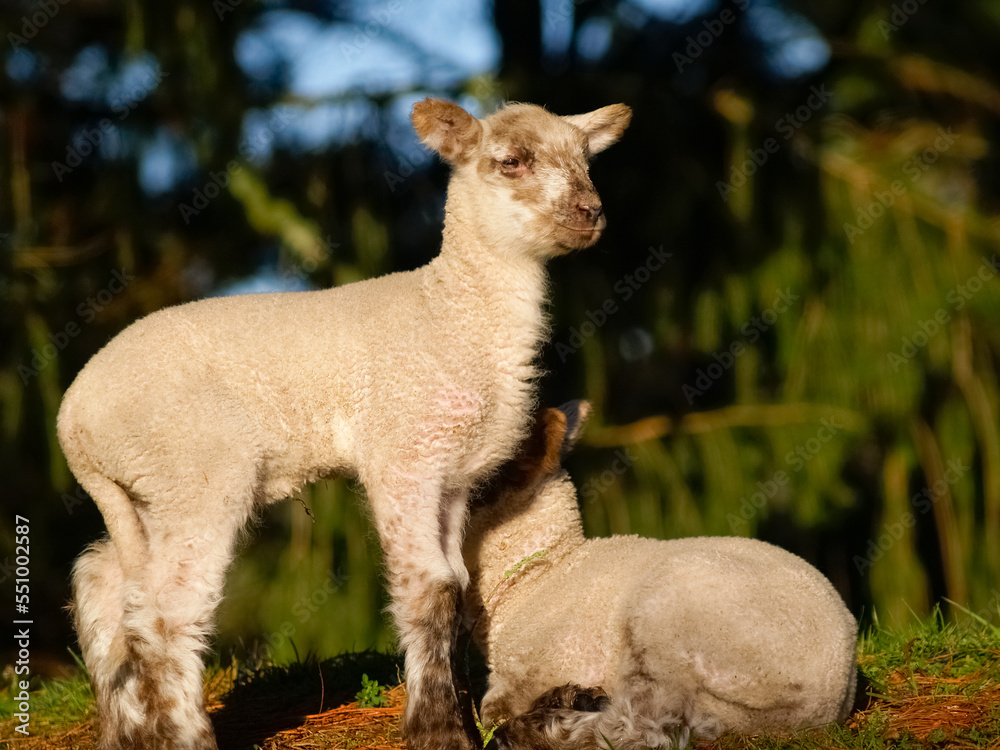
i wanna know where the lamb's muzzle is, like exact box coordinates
[59,99,631,750]
[577,201,603,224]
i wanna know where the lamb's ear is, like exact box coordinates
[531,408,564,478]
[554,400,591,456]
[494,407,565,495]
[563,104,631,154]
[411,98,483,164]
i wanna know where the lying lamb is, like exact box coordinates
[463,402,858,749]
[58,99,631,750]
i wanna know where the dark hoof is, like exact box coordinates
[527,683,610,712]
[489,684,612,749]
[572,688,610,713]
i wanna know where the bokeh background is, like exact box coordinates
[2,0,999,672]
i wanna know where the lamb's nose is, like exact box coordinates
[578,202,603,223]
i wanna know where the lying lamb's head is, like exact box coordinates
[463,401,592,636]
[466,401,591,567]
[411,99,631,257]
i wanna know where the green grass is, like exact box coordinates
[0,651,94,732]
[712,607,1000,750]
[2,612,998,749]
[216,649,403,712]
[861,608,999,690]
[354,673,387,708]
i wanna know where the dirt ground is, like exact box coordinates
[5,659,1000,749]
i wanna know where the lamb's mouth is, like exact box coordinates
[554,228,603,254]
[556,223,603,242]
[555,216,607,233]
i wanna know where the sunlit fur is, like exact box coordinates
[464,403,858,750]
[59,99,630,750]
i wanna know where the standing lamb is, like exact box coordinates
[57,99,631,750]
[463,402,858,750]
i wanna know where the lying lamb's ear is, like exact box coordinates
[491,407,566,496]
[562,104,632,154]
[554,400,591,456]
[539,408,568,477]
[411,98,483,164]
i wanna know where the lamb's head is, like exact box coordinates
[411,99,631,257]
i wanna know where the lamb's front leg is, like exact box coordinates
[488,685,612,750]
[369,480,479,750]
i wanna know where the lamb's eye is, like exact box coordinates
[499,155,531,177]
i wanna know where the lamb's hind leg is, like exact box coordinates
[368,481,479,750]
[71,537,131,750]
[118,494,250,750]
[77,460,253,750]
[69,470,155,750]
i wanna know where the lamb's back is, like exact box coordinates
[57,269,461,489]
[487,535,856,730]
[629,536,857,726]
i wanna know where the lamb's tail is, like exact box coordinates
[60,394,149,678]
[66,467,149,656]
[58,393,149,576]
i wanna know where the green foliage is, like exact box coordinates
[3,0,1000,664]
[576,98,1000,622]
[711,611,1000,750]
[222,651,402,709]
[504,549,548,579]
[860,606,1000,691]
[354,674,386,708]
[216,478,395,663]
[0,661,93,729]
[476,718,497,747]
[3,619,1000,747]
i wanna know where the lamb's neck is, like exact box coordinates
[425,203,551,358]
[470,477,586,600]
